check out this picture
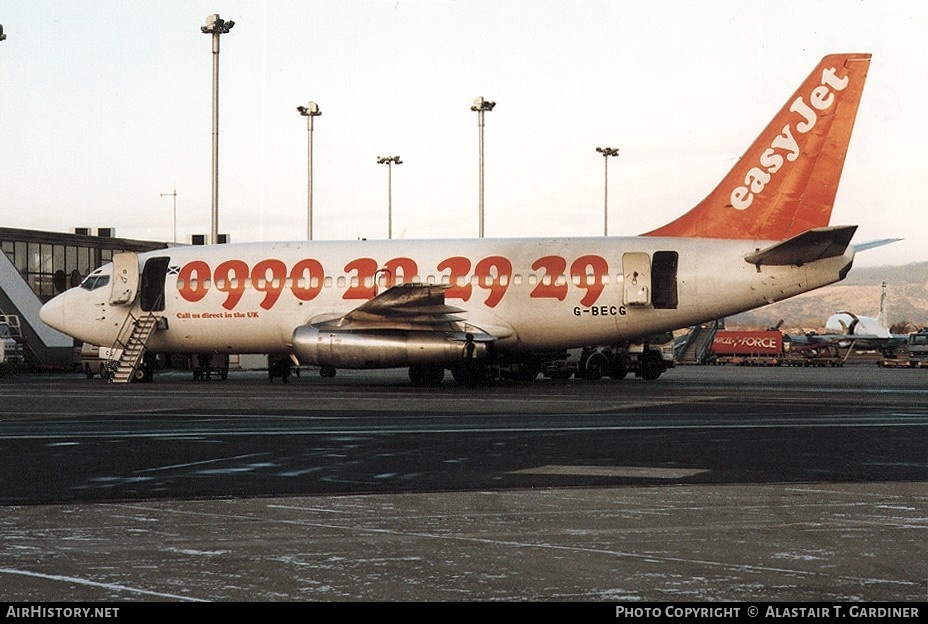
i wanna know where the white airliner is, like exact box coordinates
[820,281,908,351]
[41,53,872,385]
[825,281,893,339]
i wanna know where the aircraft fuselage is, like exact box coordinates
[40,235,854,361]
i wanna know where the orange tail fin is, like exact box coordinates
[644,53,871,240]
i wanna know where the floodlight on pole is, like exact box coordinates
[596,147,619,236]
[160,187,177,244]
[471,96,495,238]
[201,13,235,245]
[297,102,322,240]
[377,156,402,239]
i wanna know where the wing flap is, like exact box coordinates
[744,225,857,267]
[317,283,468,331]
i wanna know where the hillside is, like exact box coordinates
[726,262,928,332]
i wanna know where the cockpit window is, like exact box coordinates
[80,273,110,291]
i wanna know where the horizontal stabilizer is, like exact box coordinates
[855,238,902,252]
[744,225,857,267]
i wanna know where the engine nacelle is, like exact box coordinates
[291,326,491,369]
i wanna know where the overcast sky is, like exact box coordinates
[1,0,925,267]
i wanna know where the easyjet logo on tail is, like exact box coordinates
[730,66,850,211]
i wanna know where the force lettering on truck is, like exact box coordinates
[174,253,620,311]
[711,331,783,355]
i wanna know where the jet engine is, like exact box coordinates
[291,325,491,369]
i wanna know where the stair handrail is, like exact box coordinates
[111,308,162,353]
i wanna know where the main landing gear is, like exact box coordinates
[408,364,445,387]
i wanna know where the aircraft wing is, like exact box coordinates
[744,225,857,267]
[313,283,469,332]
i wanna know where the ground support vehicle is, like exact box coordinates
[268,354,293,383]
[708,330,784,366]
[542,334,675,381]
[190,353,230,381]
[0,316,24,374]
[880,330,928,368]
[78,344,121,379]
[781,342,844,367]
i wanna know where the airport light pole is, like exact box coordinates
[377,156,402,239]
[471,96,495,238]
[297,102,322,240]
[596,146,619,236]
[160,187,177,243]
[201,14,235,245]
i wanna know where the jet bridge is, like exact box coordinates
[0,252,73,369]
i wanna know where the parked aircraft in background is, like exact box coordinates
[822,281,908,351]
[40,53,872,385]
[826,281,893,339]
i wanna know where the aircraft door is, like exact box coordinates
[109,252,140,305]
[651,251,679,309]
[622,252,651,306]
[140,256,170,312]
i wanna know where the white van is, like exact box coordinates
[79,343,121,379]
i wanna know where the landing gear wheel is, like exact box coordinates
[451,361,485,387]
[582,353,607,381]
[320,366,337,378]
[409,364,445,387]
[639,353,664,381]
[513,362,541,382]
[608,355,630,380]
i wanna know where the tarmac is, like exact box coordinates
[0,364,925,602]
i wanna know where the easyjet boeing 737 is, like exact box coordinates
[40,53,872,385]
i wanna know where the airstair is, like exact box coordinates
[677,320,721,364]
[109,312,162,383]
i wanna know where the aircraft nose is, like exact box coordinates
[39,293,68,333]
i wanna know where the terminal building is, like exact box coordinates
[0,227,169,369]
